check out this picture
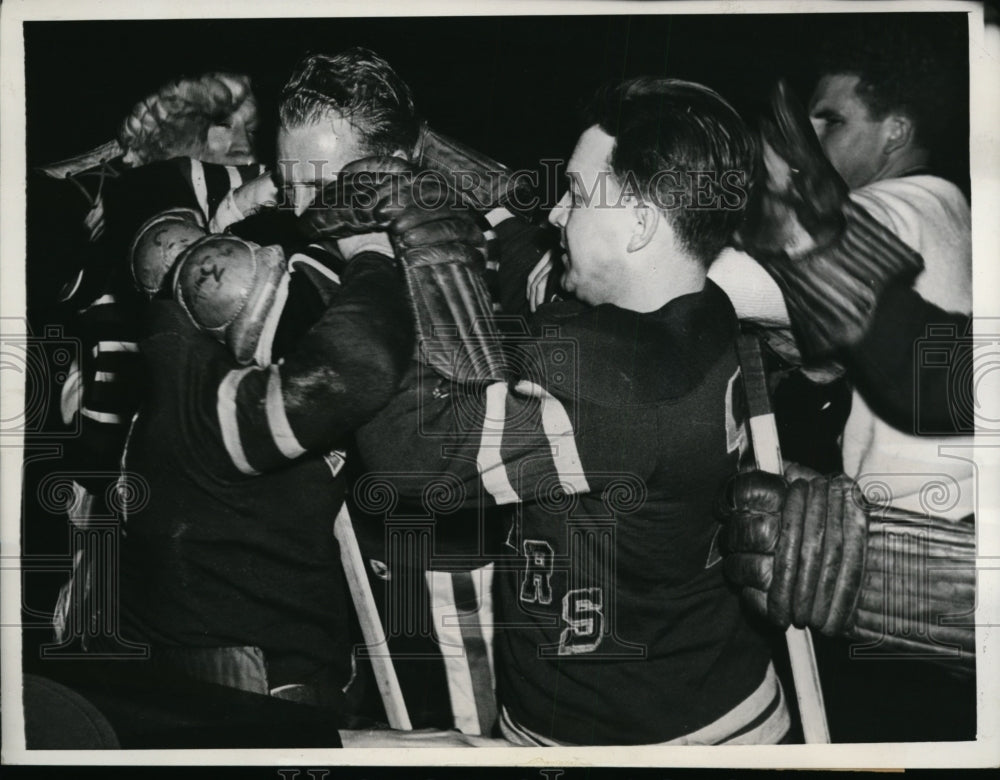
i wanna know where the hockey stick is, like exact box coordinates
[333,503,413,730]
[737,333,831,744]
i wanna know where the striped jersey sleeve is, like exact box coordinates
[355,359,611,512]
[62,291,144,480]
[145,252,412,480]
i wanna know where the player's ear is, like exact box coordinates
[627,202,659,253]
[882,114,914,157]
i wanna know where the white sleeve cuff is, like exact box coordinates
[708,248,791,327]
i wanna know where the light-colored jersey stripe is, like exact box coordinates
[217,366,262,475]
[60,360,83,426]
[189,158,211,221]
[83,294,116,310]
[93,371,115,383]
[500,663,788,746]
[225,165,241,192]
[252,271,291,367]
[476,381,519,504]
[514,379,589,495]
[81,407,123,425]
[264,365,306,460]
[426,570,481,735]
[483,206,514,228]
[94,341,138,354]
[291,253,341,285]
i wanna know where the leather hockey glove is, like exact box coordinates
[718,469,975,675]
[301,157,507,385]
[736,81,924,357]
[299,156,456,238]
[129,207,207,298]
[173,233,288,366]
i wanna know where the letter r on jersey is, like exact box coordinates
[520,540,554,605]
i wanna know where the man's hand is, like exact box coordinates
[301,156,455,239]
[717,469,868,634]
[231,170,279,218]
[737,81,847,259]
[301,156,505,384]
[735,81,924,356]
[718,468,976,673]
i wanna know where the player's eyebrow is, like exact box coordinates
[810,107,843,121]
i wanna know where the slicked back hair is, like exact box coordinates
[279,47,420,156]
[814,20,964,155]
[584,77,757,266]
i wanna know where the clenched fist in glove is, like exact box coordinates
[300,157,508,385]
[300,156,462,236]
[736,81,925,357]
[718,469,975,675]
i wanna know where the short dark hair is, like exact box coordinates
[279,47,420,156]
[584,77,757,266]
[814,18,965,153]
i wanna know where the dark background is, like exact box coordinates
[24,13,970,183]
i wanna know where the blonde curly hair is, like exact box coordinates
[119,72,257,166]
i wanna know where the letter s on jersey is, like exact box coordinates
[558,587,604,655]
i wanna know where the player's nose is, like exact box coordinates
[549,192,569,228]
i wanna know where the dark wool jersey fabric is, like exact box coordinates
[494,281,771,744]
[355,279,772,744]
[120,301,353,688]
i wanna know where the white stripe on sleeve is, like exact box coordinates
[264,365,307,460]
[95,341,139,354]
[217,366,262,475]
[514,380,589,495]
[483,207,514,228]
[476,381,519,504]
[290,253,341,285]
[81,407,123,425]
[189,158,211,221]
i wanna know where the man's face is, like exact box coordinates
[548,125,635,307]
[809,73,889,189]
[276,113,370,215]
[203,98,260,166]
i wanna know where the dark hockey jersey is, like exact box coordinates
[120,253,411,688]
[355,279,772,744]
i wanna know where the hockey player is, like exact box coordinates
[113,207,412,709]
[715,44,977,740]
[113,133,526,747]
[307,77,791,745]
[273,46,545,735]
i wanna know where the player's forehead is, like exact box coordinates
[809,73,868,117]
[275,114,366,185]
[566,125,616,186]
